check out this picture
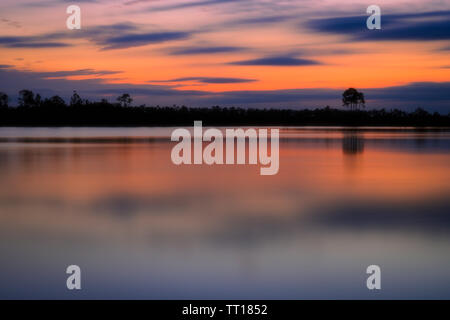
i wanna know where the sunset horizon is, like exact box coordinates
[0,0,449,112]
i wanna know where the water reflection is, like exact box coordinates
[0,127,450,299]
[342,131,365,155]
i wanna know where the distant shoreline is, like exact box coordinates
[1,105,449,127]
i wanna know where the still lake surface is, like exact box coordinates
[0,126,450,299]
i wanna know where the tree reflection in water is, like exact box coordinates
[342,131,365,155]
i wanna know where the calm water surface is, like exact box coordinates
[0,127,450,299]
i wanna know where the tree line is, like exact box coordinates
[0,89,449,127]
[0,90,134,108]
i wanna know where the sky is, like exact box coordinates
[0,0,449,112]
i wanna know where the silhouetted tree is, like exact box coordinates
[0,92,8,108]
[0,89,448,126]
[18,90,35,107]
[343,88,365,111]
[35,94,42,107]
[357,92,365,109]
[413,107,429,117]
[45,95,66,108]
[117,93,133,107]
[70,90,82,107]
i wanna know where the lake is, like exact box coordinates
[0,126,450,299]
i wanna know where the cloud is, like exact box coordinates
[0,65,209,105]
[214,14,295,30]
[124,0,161,5]
[6,42,70,48]
[230,56,321,66]
[38,69,122,78]
[0,18,21,28]
[69,23,193,50]
[306,10,450,41]
[0,65,121,79]
[0,36,70,48]
[147,0,242,12]
[202,88,339,104]
[0,23,193,50]
[1,65,449,112]
[437,45,450,51]
[150,77,257,84]
[26,0,98,5]
[367,82,450,102]
[98,31,190,50]
[233,15,293,25]
[168,46,246,55]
